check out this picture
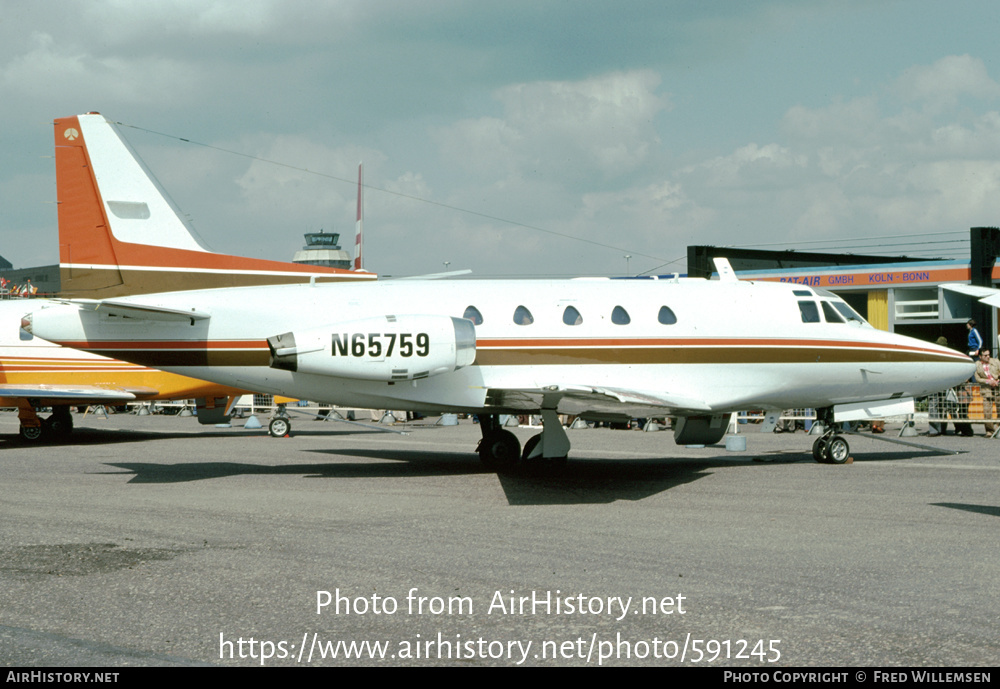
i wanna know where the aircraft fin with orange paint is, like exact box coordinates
[54,113,376,298]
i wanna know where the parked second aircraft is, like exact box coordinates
[3,112,372,441]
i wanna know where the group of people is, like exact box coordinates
[0,277,37,298]
[931,320,999,437]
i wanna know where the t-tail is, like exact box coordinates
[54,113,377,298]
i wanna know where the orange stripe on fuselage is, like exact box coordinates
[46,336,970,368]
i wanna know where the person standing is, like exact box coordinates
[974,348,1000,437]
[967,319,984,358]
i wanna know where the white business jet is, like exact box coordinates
[22,118,975,468]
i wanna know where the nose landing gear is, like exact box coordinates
[812,433,850,464]
[811,407,851,464]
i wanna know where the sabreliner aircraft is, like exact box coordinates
[3,113,373,441]
[23,119,975,467]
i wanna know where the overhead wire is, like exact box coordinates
[115,121,976,273]
[114,121,674,265]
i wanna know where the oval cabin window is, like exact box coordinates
[513,305,534,325]
[463,305,483,325]
[611,306,631,325]
[658,306,677,325]
[562,305,583,325]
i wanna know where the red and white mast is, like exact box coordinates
[353,162,363,271]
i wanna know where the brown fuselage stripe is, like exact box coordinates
[67,341,965,368]
[473,348,959,365]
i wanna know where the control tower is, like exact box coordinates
[292,230,352,269]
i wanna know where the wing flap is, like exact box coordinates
[484,384,712,416]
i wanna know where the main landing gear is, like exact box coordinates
[17,404,74,443]
[477,411,570,472]
[811,407,850,464]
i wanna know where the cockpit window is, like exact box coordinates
[562,305,582,325]
[513,305,534,325]
[658,306,677,325]
[832,301,869,326]
[798,301,820,323]
[821,301,845,323]
[463,305,483,325]
[611,305,630,325]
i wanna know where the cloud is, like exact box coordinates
[435,70,669,183]
[648,54,1000,252]
[894,54,1000,110]
[83,0,282,38]
[783,96,883,146]
[686,143,808,190]
[0,31,201,106]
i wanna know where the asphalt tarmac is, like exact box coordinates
[1,410,997,667]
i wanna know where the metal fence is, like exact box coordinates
[97,387,998,437]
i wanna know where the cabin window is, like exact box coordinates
[657,305,677,325]
[562,305,582,325]
[513,305,534,325]
[821,301,845,323]
[611,305,630,325]
[463,305,483,325]
[798,301,820,323]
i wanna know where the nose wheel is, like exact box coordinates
[812,434,850,464]
[268,417,291,437]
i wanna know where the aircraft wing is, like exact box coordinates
[0,383,150,404]
[484,384,712,417]
[941,283,1000,309]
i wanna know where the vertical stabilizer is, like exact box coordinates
[55,115,125,295]
[54,113,376,298]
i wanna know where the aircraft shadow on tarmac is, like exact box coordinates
[931,502,1000,518]
[93,447,903,506]
[0,425,398,447]
[102,455,715,504]
[55,429,959,506]
[2,430,239,447]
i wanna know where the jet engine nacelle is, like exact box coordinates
[267,314,476,382]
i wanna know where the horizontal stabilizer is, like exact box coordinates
[394,269,473,280]
[72,299,210,322]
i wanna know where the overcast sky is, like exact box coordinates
[3,0,1000,278]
